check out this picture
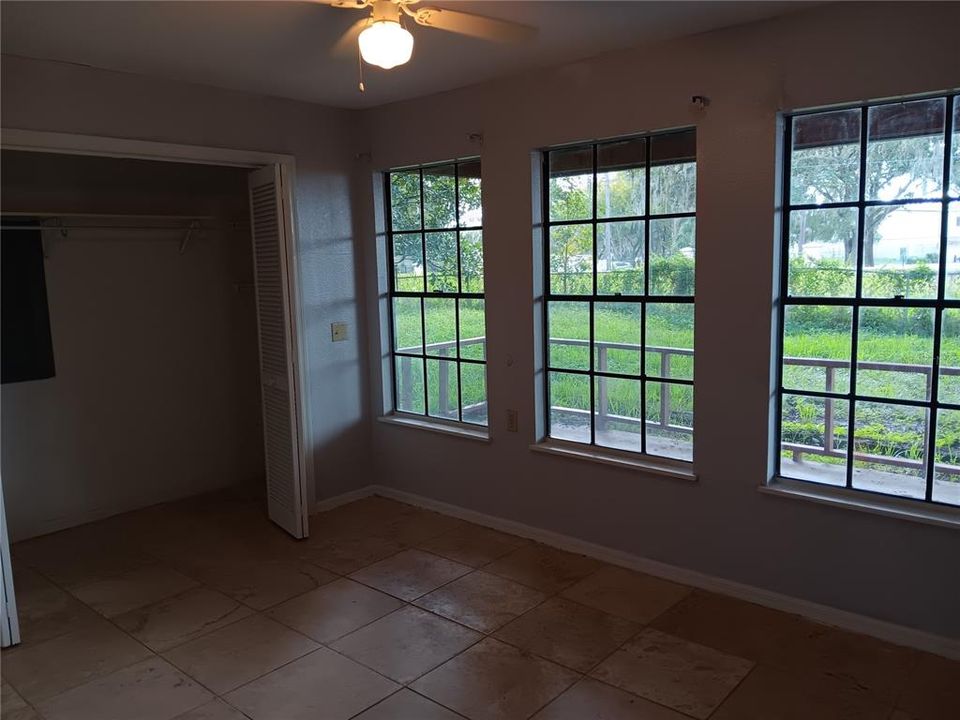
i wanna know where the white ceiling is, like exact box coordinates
[1,1,810,109]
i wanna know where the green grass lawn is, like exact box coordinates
[390,294,960,469]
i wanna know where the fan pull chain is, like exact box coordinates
[357,44,366,93]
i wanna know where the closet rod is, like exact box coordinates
[1,211,219,221]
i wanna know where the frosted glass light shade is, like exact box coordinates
[358,20,414,69]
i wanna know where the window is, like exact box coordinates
[385,159,487,426]
[777,93,959,507]
[542,129,696,461]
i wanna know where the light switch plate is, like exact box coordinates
[331,322,348,342]
[506,409,518,432]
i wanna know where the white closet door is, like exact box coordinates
[248,165,308,539]
[0,474,20,647]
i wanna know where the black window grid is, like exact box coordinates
[385,159,487,426]
[776,92,960,506]
[542,129,696,461]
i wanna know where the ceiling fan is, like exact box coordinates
[323,0,536,73]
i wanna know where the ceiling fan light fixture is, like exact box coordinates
[358,19,413,69]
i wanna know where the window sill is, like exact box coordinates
[530,440,696,482]
[377,414,490,442]
[761,477,960,530]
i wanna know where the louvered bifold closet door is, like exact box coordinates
[248,165,307,538]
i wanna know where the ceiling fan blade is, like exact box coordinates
[320,0,372,9]
[331,17,370,57]
[410,6,536,43]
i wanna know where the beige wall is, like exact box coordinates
[358,2,960,638]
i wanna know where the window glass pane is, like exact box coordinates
[597,137,646,218]
[459,299,486,361]
[549,371,590,443]
[390,170,421,231]
[646,303,694,380]
[941,309,960,404]
[595,376,641,452]
[650,131,696,214]
[549,223,593,294]
[597,220,644,294]
[790,109,861,205]
[934,409,960,506]
[594,302,640,376]
[392,297,422,354]
[782,305,852,395]
[857,307,934,402]
[952,100,960,198]
[649,218,695,295]
[395,356,424,414]
[426,358,459,420]
[946,203,960,299]
[425,231,458,292]
[866,98,945,201]
[645,381,692,461]
[424,297,456,358]
[392,233,423,292]
[549,146,593,222]
[458,160,483,227]
[787,207,857,297]
[422,164,457,229]
[852,401,927,499]
[548,301,589,370]
[780,394,849,486]
[862,204,940,300]
[459,230,484,293]
[461,363,488,426]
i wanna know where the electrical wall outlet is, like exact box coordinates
[506,409,518,432]
[331,322,348,342]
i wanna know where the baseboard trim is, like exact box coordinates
[312,486,378,513]
[310,483,959,660]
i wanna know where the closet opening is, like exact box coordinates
[0,148,309,571]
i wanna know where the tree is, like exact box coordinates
[790,134,944,266]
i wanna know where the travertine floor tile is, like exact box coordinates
[372,509,469,545]
[1,680,38,720]
[298,533,404,574]
[172,554,337,610]
[353,689,466,719]
[650,590,813,663]
[70,564,199,617]
[9,568,103,645]
[267,578,403,643]
[332,606,481,684]
[350,549,471,601]
[162,615,318,694]
[532,678,691,719]
[890,651,960,720]
[1,621,152,703]
[36,657,212,720]
[591,628,753,719]
[561,566,690,624]
[224,647,398,720]
[417,524,528,567]
[494,597,638,672]
[765,622,918,705]
[710,663,891,720]
[114,587,254,652]
[483,544,602,594]
[412,638,579,720]
[415,570,545,633]
[14,523,156,588]
[171,699,249,720]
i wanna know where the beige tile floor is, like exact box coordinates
[1,492,957,720]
